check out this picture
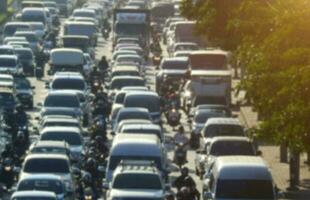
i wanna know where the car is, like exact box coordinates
[0,45,16,55]
[202,156,279,200]
[106,134,167,183]
[0,74,14,89]
[195,136,258,179]
[2,22,32,39]
[39,127,84,161]
[15,174,67,200]
[7,41,31,49]
[0,87,18,112]
[155,69,187,95]
[111,66,140,79]
[28,140,71,159]
[109,76,145,94]
[29,22,46,39]
[112,107,151,135]
[39,108,82,122]
[64,21,98,46]
[189,105,232,148]
[119,124,163,142]
[114,119,153,134]
[41,90,83,123]
[14,31,41,55]
[21,8,49,30]
[123,91,162,125]
[14,76,34,108]
[14,48,35,76]
[170,42,199,56]
[158,57,188,71]
[20,154,75,196]
[105,160,166,200]
[61,35,95,60]
[112,50,139,61]
[114,55,144,72]
[38,115,82,131]
[10,191,57,200]
[200,118,246,148]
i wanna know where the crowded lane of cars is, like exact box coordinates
[0,0,284,200]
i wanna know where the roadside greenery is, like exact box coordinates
[0,2,15,25]
[181,0,310,153]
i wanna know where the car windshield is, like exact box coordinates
[118,112,149,122]
[109,156,162,171]
[113,174,162,189]
[18,179,64,194]
[111,78,144,90]
[15,50,33,60]
[31,147,67,154]
[216,179,274,199]
[124,96,160,113]
[194,111,227,124]
[0,58,16,67]
[44,95,79,108]
[204,125,244,138]
[52,79,85,90]
[14,78,31,89]
[210,141,255,156]
[41,132,82,145]
[23,158,69,173]
[161,60,188,70]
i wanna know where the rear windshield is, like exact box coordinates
[190,54,227,70]
[15,50,33,60]
[65,25,96,36]
[204,125,244,138]
[41,132,82,145]
[194,111,227,124]
[118,111,150,122]
[18,179,64,194]
[113,174,162,189]
[161,60,188,70]
[210,141,255,156]
[4,25,30,36]
[23,158,69,173]
[13,198,55,200]
[31,147,67,154]
[0,49,15,55]
[0,58,16,67]
[22,13,46,24]
[44,122,78,128]
[123,129,161,141]
[52,79,85,90]
[73,11,95,18]
[111,79,144,90]
[44,95,79,108]
[124,96,160,113]
[216,179,274,199]
[14,78,31,90]
[115,93,125,104]
[109,156,162,171]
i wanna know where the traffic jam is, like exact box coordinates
[0,0,282,200]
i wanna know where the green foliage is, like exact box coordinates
[181,0,310,151]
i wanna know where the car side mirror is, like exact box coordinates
[256,150,262,156]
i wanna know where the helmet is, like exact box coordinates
[179,186,190,197]
[86,158,96,168]
[17,131,25,140]
[82,171,92,185]
[178,126,184,133]
[16,104,24,112]
[181,167,189,176]
[183,176,193,187]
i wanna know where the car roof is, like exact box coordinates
[112,66,139,72]
[51,48,83,54]
[118,107,149,113]
[162,57,188,62]
[210,136,251,143]
[0,45,15,49]
[111,76,143,81]
[113,134,159,145]
[47,90,80,96]
[214,156,271,180]
[14,47,33,52]
[190,70,231,77]
[65,21,96,26]
[33,140,69,148]
[15,31,37,35]
[205,118,242,126]
[121,86,148,91]
[18,173,63,182]
[121,124,161,131]
[11,191,57,198]
[124,91,159,98]
[25,153,69,161]
[42,117,79,123]
[41,126,81,134]
[0,55,18,60]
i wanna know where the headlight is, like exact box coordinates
[4,166,12,171]
[85,195,92,200]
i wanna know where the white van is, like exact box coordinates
[105,134,167,183]
[49,48,84,75]
[203,156,280,200]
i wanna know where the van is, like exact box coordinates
[106,134,167,183]
[49,48,84,75]
[64,21,98,46]
[189,50,230,71]
[203,156,280,200]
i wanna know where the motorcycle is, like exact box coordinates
[91,79,102,94]
[0,157,17,189]
[152,51,162,67]
[173,143,187,169]
[101,28,109,40]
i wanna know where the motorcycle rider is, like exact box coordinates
[1,144,15,160]
[95,136,109,156]
[13,131,28,159]
[98,56,109,72]
[0,157,15,189]
[174,126,189,145]
[174,167,196,191]
[89,66,101,82]
[14,105,28,141]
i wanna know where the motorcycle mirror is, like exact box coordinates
[13,166,21,173]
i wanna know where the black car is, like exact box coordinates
[15,48,35,76]
[14,76,34,108]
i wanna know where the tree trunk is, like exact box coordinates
[280,143,288,163]
[288,150,300,190]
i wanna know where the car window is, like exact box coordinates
[31,147,67,154]
[194,111,226,124]
[210,141,255,156]
[23,158,69,173]
[13,197,56,200]
[111,79,144,90]
[18,179,64,194]
[15,50,33,60]
[113,174,162,189]
[41,132,82,145]
[44,95,80,108]
[117,111,150,122]
[14,78,31,89]
[52,79,85,90]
